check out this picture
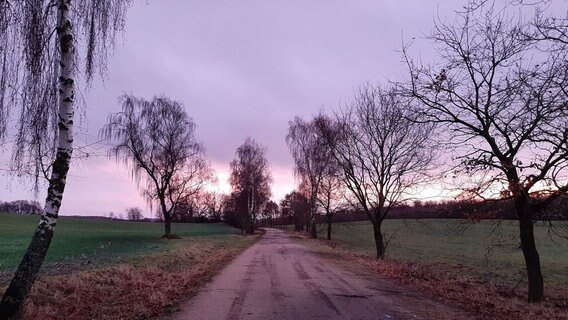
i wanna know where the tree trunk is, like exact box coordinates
[241,212,249,235]
[0,2,75,318]
[164,219,171,236]
[295,214,302,231]
[161,204,172,236]
[515,196,544,302]
[248,219,255,234]
[309,193,317,239]
[372,221,385,259]
[248,211,256,234]
[0,226,54,319]
[310,216,317,239]
[326,214,332,240]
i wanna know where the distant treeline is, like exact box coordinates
[0,200,42,215]
[330,197,568,222]
[269,196,568,227]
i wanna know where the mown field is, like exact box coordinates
[0,213,242,274]
[317,219,568,287]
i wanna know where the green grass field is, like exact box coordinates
[317,219,568,286]
[0,214,241,273]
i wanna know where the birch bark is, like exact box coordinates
[0,1,75,317]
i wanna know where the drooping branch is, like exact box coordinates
[101,94,213,235]
[0,0,131,187]
[229,137,272,234]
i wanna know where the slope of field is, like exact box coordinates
[0,214,241,273]
[318,219,568,286]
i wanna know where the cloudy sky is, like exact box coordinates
[1,0,551,217]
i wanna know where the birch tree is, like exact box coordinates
[0,1,130,317]
[402,2,568,302]
[315,161,345,240]
[229,138,272,234]
[286,117,335,239]
[101,95,213,237]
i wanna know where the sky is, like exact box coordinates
[1,0,562,217]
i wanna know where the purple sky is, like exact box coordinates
[2,0,558,217]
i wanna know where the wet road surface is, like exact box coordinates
[171,228,470,320]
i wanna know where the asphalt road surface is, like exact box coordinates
[171,228,470,320]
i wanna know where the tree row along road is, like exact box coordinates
[171,229,471,320]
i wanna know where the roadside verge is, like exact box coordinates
[10,233,261,320]
[289,231,568,320]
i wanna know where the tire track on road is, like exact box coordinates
[227,259,257,320]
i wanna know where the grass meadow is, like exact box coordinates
[0,213,256,319]
[317,219,568,287]
[0,214,242,275]
[298,220,568,319]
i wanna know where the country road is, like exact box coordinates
[171,228,471,320]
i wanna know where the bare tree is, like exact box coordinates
[315,163,345,240]
[220,192,241,228]
[199,190,224,222]
[171,190,222,222]
[126,207,143,221]
[402,2,568,302]
[101,95,213,237]
[468,1,567,46]
[280,190,310,232]
[261,200,279,227]
[0,200,42,215]
[286,116,336,239]
[229,138,272,234]
[0,1,131,317]
[318,85,435,259]
[309,118,346,240]
[526,3,568,45]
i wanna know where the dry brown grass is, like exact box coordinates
[299,233,568,320]
[16,235,258,320]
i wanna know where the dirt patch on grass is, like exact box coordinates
[297,233,568,320]
[13,234,259,320]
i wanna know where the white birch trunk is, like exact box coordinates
[41,0,75,229]
[0,1,75,317]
